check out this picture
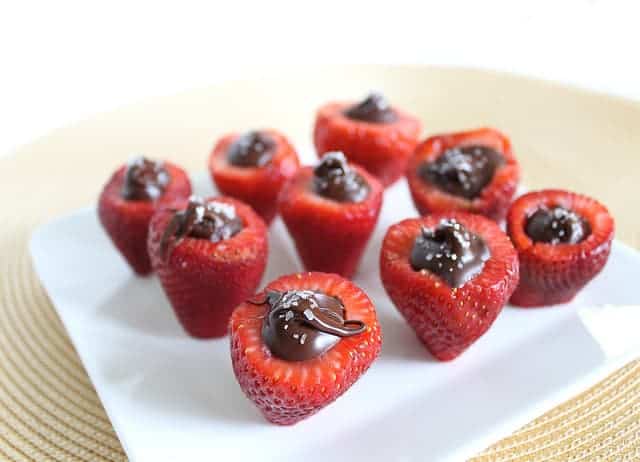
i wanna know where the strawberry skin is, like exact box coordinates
[230,272,382,425]
[507,189,614,307]
[98,162,191,275]
[209,130,300,224]
[407,127,520,221]
[148,196,268,338]
[314,102,421,187]
[278,164,383,278]
[380,213,519,361]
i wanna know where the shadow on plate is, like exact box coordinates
[94,276,185,339]
[376,310,436,363]
[102,341,264,425]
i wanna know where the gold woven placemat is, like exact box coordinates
[1,66,639,461]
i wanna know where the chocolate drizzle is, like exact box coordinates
[344,92,398,124]
[159,197,243,260]
[227,131,276,167]
[419,145,504,199]
[121,156,170,200]
[313,152,370,203]
[526,206,591,245]
[410,219,490,288]
[256,289,366,361]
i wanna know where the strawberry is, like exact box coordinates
[98,157,192,275]
[313,93,421,187]
[230,271,382,425]
[148,196,268,338]
[278,152,383,278]
[507,189,614,307]
[406,127,520,221]
[380,213,519,361]
[209,129,300,224]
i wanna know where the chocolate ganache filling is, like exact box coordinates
[227,131,276,168]
[343,92,398,124]
[257,290,366,361]
[313,152,370,203]
[419,145,504,200]
[525,206,591,244]
[159,197,243,259]
[410,219,490,288]
[121,156,170,200]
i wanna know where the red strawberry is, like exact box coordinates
[507,189,614,307]
[407,127,520,221]
[148,196,268,338]
[380,213,519,361]
[313,93,421,187]
[209,129,300,224]
[98,157,191,275]
[278,153,383,278]
[230,271,382,425]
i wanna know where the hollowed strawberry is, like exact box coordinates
[407,127,520,221]
[209,129,299,224]
[98,157,191,275]
[380,213,519,361]
[148,196,268,338]
[507,189,614,307]
[313,93,421,187]
[230,272,382,425]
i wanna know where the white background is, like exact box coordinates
[1,0,639,157]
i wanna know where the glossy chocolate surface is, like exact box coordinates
[227,131,276,168]
[159,197,243,260]
[258,289,366,361]
[410,219,490,288]
[525,206,591,244]
[343,92,398,124]
[313,152,370,203]
[121,156,170,200]
[420,145,504,199]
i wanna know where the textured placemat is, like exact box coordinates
[1,66,639,461]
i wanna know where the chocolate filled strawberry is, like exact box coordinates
[209,129,300,224]
[507,189,614,307]
[278,152,383,278]
[380,213,519,361]
[407,127,520,221]
[148,196,268,338]
[230,272,382,425]
[313,93,421,187]
[98,156,192,275]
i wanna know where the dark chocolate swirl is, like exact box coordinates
[313,152,370,203]
[343,92,398,124]
[526,206,591,245]
[121,156,170,201]
[419,145,504,200]
[159,197,242,260]
[410,219,490,288]
[256,289,366,361]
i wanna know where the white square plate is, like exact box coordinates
[30,173,640,462]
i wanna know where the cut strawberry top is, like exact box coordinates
[508,190,614,263]
[280,163,382,219]
[209,129,300,224]
[149,196,266,269]
[383,213,518,301]
[230,272,382,424]
[102,161,192,211]
[407,127,520,221]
